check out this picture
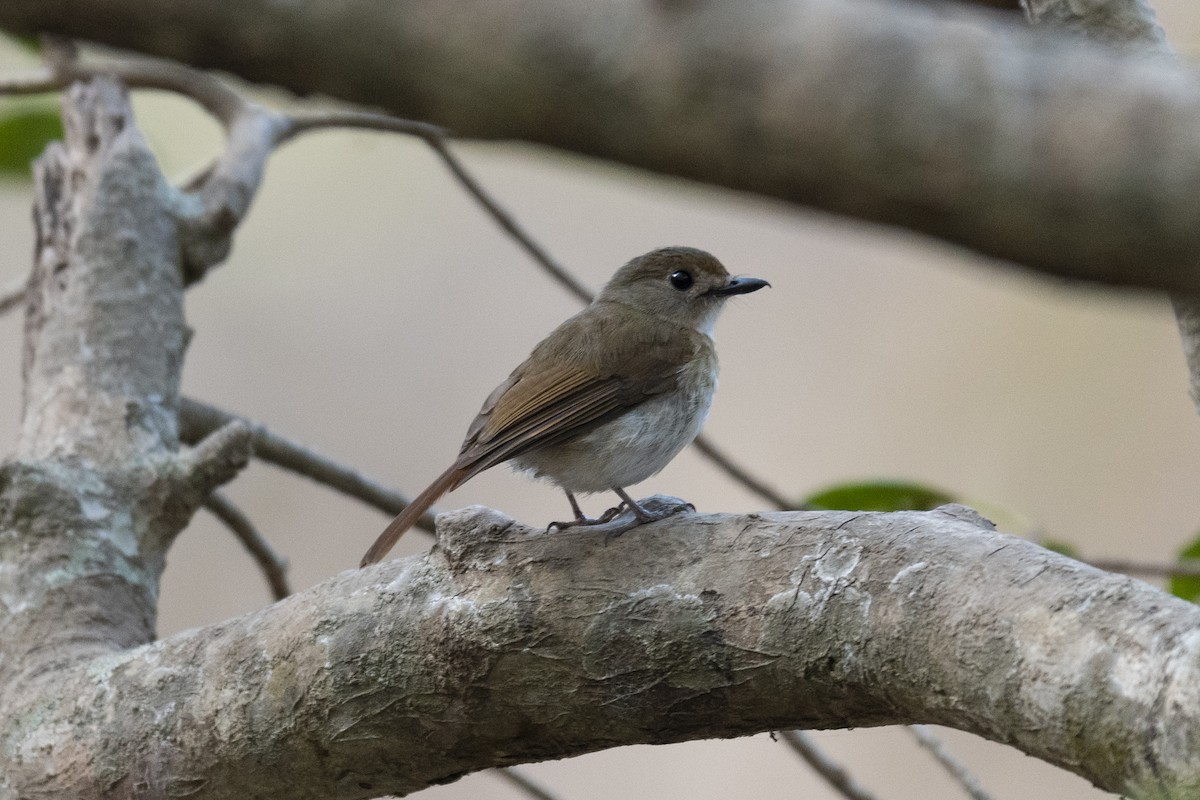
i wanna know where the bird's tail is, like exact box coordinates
[360,464,465,567]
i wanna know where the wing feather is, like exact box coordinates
[448,304,701,488]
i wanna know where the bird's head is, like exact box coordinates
[597,246,770,335]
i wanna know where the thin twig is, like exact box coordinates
[0,40,279,286]
[779,730,881,800]
[0,278,26,317]
[0,43,245,126]
[907,725,997,800]
[422,137,595,304]
[0,67,59,95]
[277,110,597,307]
[56,37,243,125]
[203,490,291,600]
[179,397,436,535]
[493,768,564,800]
[278,109,448,145]
[691,435,800,510]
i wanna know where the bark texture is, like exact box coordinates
[1024,0,1167,47]
[0,79,249,798]
[5,501,1200,798]
[3,0,1200,292]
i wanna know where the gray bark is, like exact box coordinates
[4,0,1200,292]
[6,494,1200,798]
[1023,0,1168,47]
[0,78,251,799]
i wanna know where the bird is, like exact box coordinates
[360,246,769,566]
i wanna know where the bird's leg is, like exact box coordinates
[547,489,692,534]
[566,490,587,523]
[547,490,624,531]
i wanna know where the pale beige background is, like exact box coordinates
[2,5,1200,797]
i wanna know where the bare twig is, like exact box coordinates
[55,37,243,124]
[203,491,290,600]
[273,113,588,308]
[179,398,436,535]
[422,137,594,304]
[278,109,447,144]
[277,113,599,307]
[691,435,799,510]
[0,42,244,126]
[0,278,25,317]
[779,730,881,800]
[0,67,58,95]
[0,42,283,283]
[907,726,996,800]
[493,768,564,800]
[254,108,598,306]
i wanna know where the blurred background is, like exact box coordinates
[2,4,1200,798]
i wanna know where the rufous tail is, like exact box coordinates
[360,464,465,567]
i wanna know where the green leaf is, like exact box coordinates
[0,107,62,179]
[8,33,41,53]
[1041,539,1080,559]
[1169,534,1200,603]
[804,480,956,513]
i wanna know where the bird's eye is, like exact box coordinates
[669,270,693,291]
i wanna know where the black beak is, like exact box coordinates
[707,276,771,297]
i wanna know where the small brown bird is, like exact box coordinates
[360,247,768,566]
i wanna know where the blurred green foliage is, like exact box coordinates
[1169,534,1200,603]
[804,480,956,512]
[0,104,62,179]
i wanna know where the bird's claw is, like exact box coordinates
[547,496,693,535]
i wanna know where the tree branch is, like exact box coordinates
[179,397,437,535]
[203,490,290,601]
[492,769,565,800]
[0,75,242,724]
[4,0,1200,292]
[0,276,24,316]
[1022,0,1168,48]
[2,504,1197,797]
[907,726,997,800]
[779,730,881,800]
[1019,0,1200,421]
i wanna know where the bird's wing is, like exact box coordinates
[449,309,697,487]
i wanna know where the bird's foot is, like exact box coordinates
[602,495,693,537]
[624,496,694,524]
[546,504,624,532]
[548,494,693,536]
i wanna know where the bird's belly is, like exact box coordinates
[511,375,715,493]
